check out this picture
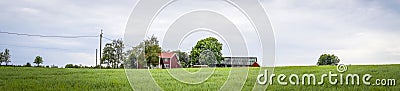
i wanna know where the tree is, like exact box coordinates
[3,49,10,65]
[173,50,189,68]
[0,52,3,65]
[317,54,340,65]
[189,37,223,67]
[33,56,43,67]
[125,35,161,69]
[101,43,115,67]
[126,42,145,68]
[0,49,11,65]
[144,35,162,68]
[101,39,125,69]
[113,39,125,68]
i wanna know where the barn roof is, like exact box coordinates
[159,52,176,58]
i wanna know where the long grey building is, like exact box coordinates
[217,57,258,67]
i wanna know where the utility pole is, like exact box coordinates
[96,49,98,66]
[99,29,103,67]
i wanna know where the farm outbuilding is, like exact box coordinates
[217,57,259,67]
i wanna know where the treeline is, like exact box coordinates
[2,62,58,68]
[64,64,124,69]
[0,48,61,68]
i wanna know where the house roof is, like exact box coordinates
[159,52,176,58]
[252,62,260,67]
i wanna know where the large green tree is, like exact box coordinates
[317,54,340,65]
[33,56,43,67]
[101,43,115,68]
[189,37,223,66]
[113,39,124,68]
[144,35,161,68]
[101,39,125,69]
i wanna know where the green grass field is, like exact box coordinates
[0,64,398,91]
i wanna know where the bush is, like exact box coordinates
[94,65,101,69]
[65,64,74,68]
[24,62,32,67]
[51,65,58,68]
[73,65,79,68]
[317,54,340,65]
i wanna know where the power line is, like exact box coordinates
[102,36,135,48]
[0,43,92,51]
[102,36,114,41]
[103,34,115,39]
[0,31,98,38]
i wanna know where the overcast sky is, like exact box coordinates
[0,0,399,67]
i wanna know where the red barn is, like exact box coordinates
[159,52,180,68]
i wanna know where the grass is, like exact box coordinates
[0,64,399,91]
[266,65,399,91]
[0,67,131,91]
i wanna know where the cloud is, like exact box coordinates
[63,52,95,66]
[262,0,400,65]
[324,31,400,64]
[0,0,398,66]
[19,8,41,15]
[0,0,135,66]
